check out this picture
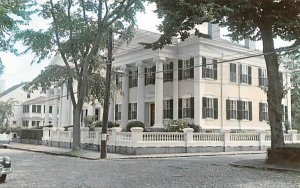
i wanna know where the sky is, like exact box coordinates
[0,2,292,90]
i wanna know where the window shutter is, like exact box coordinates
[202,57,206,78]
[226,99,230,120]
[128,104,131,120]
[230,63,236,82]
[237,100,242,120]
[202,97,207,119]
[178,60,183,80]
[248,101,252,121]
[248,66,252,85]
[213,59,218,80]
[239,64,242,83]
[115,105,118,121]
[258,68,262,86]
[170,99,173,119]
[213,98,218,119]
[281,104,284,122]
[190,57,194,79]
[170,62,174,81]
[285,106,288,121]
[152,66,156,84]
[259,103,263,121]
[144,68,147,85]
[190,97,194,118]
[178,98,182,119]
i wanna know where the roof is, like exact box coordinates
[22,96,46,105]
[0,82,27,98]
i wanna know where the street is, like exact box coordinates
[0,149,299,188]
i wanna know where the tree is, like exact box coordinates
[145,0,300,149]
[0,99,15,128]
[16,0,144,151]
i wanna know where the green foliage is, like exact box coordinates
[0,99,16,128]
[20,129,43,140]
[0,126,22,135]
[165,120,189,132]
[94,121,119,128]
[0,60,4,76]
[126,121,145,132]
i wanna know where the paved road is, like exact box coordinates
[0,149,299,188]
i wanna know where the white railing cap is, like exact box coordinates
[130,127,144,132]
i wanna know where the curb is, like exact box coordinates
[230,160,300,173]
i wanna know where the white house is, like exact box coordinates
[112,26,291,132]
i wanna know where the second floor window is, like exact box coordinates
[163,62,173,82]
[32,105,41,113]
[129,70,138,88]
[179,58,194,80]
[239,64,252,85]
[230,63,237,82]
[23,105,29,113]
[145,66,156,85]
[258,68,268,86]
[116,74,122,88]
[202,57,217,80]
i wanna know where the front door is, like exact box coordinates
[150,103,155,127]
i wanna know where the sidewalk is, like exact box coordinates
[7,142,265,160]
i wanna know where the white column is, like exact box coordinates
[137,62,145,123]
[153,57,165,128]
[199,56,205,128]
[44,90,50,126]
[194,57,201,126]
[52,87,59,127]
[173,60,178,119]
[61,84,69,127]
[59,86,63,127]
[286,73,292,126]
[121,66,129,127]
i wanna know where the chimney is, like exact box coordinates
[245,38,256,50]
[208,22,220,39]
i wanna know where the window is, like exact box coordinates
[128,103,137,120]
[237,100,252,120]
[179,58,194,80]
[239,64,252,84]
[27,92,30,98]
[202,57,217,80]
[129,70,138,88]
[259,103,268,121]
[226,100,237,119]
[163,99,173,119]
[32,105,41,113]
[49,106,53,113]
[259,68,268,86]
[116,74,122,88]
[163,62,173,82]
[94,109,99,121]
[115,104,122,121]
[179,97,194,118]
[23,105,29,113]
[32,121,41,127]
[13,121,17,125]
[230,63,237,82]
[22,121,29,127]
[202,97,218,119]
[145,66,156,85]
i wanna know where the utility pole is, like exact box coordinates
[101,28,113,159]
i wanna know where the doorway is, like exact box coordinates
[150,103,155,127]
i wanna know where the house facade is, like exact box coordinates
[112,27,291,132]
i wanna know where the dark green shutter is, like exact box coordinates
[190,97,194,118]
[259,103,263,121]
[213,98,218,119]
[178,60,183,80]
[202,57,206,78]
[190,57,194,79]
[128,103,131,120]
[230,63,236,82]
[237,100,242,120]
[239,64,242,83]
[152,66,156,84]
[115,105,118,121]
[178,98,182,119]
[202,97,207,119]
[144,68,147,85]
[170,62,174,81]
[213,59,218,80]
[170,99,173,119]
[248,66,252,85]
[226,99,230,120]
[258,68,262,86]
[248,101,252,120]
[285,106,288,121]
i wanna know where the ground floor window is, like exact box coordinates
[202,97,218,119]
[115,104,121,121]
[179,97,194,118]
[22,121,29,127]
[259,102,268,121]
[163,99,173,119]
[128,103,137,120]
[226,99,237,120]
[32,121,41,127]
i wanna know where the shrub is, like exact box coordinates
[94,121,120,128]
[20,129,43,140]
[165,120,189,132]
[267,146,300,165]
[126,121,145,132]
[188,123,201,132]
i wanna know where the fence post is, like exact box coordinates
[223,130,231,152]
[95,127,102,146]
[183,128,194,152]
[288,130,298,143]
[42,127,50,142]
[110,127,122,146]
[259,131,266,150]
[131,127,143,147]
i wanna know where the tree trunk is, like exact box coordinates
[260,24,285,149]
[73,104,81,150]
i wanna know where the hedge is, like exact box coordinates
[20,129,43,140]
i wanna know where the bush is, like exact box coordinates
[126,121,145,132]
[188,123,201,132]
[165,120,189,132]
[267,146,300,166]
[20,129,43,140]
[94,121,120,128]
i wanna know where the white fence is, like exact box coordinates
[41,127,300,152]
